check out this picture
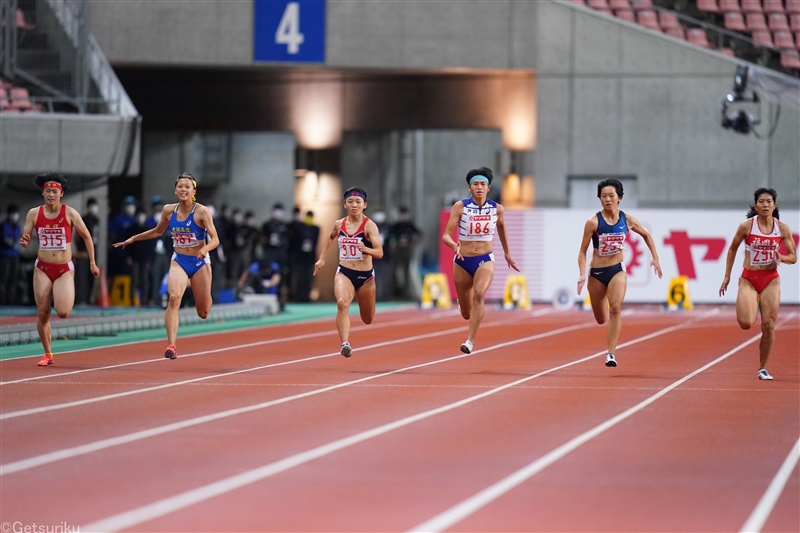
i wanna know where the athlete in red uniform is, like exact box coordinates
[20,173,100,366]
[719,188,797,380]
[314,186,383,357]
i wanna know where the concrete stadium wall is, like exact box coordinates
[89,0,799,210]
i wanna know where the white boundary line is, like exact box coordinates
[1,321,601,476]
[0,324,469,420]
[77,312,718,532]
[410,310,798,532]
[739,436,800,533]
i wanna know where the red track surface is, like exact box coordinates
[1,305,798,532]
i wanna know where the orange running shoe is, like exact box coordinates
[37,353,54,366]
[164,345,177,359]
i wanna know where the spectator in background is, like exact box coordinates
[73,198,100,305]
[370,210,391,301]
[147,196,171,306]
[217,204,233,286]
[127,208,151,305]
[207,203,227,303]
[261,203,289,309]
[238,249,281,297]
[108,195,138,279]
[227,209,248,287]
[288,209,320,302]
[0,204,23,305]
[389,206,422,300]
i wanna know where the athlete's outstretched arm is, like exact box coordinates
[441,202,464,260]
[627,214,662,278]
[719,220,749,296]
[577,217,596,295]
[495,204,519,271]
[113,204,172,249]
[778,222,797,265]
[314,219,342,276]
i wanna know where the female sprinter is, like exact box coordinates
[114,173,219,359]
[313,186,383,357]
[577,178,662,367]
[442,167,519,354]
[719,188,796,380]
[20,172,100,366]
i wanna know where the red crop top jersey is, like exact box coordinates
[35,205,72,251]
[745,216,782,268]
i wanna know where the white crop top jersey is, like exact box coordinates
[745,216,782,267]
[458,198,497,242]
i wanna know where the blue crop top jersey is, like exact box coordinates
[169,203,207,249]
[592,211,628,257]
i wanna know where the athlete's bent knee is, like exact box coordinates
[608,303,622,317]
[761,320,775,335]
[57,310,70,319]
[168,293,182,308]
[737,317,754,330]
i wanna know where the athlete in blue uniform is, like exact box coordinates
[577,178,662,367]
[114,173,220,359]
[442,167,518,354]
[314,186,384,357]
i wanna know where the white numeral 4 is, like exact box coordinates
[275,2,305,54]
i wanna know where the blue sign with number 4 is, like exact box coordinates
[254,0,325,63]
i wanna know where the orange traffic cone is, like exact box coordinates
[96,267,110,308]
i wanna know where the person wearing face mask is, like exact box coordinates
[0,204,23,305]
[147,196,172,306]
[262,203,289,310]
[73,198,101,305]
[287,208,320,302]
[107,196,138,280]
[127,208,152,306]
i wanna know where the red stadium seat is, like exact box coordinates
[787,0,800,12]
[763,0,785,12]
[658,11,680,29]
[9,87,33,111]
[665,25,687,39]
[752,29,775,45]
[780,51,800,66]
[631,0,653,9]
[687,28,712,46]
[725,11,748,30]
[588,0,610,9]
[792,14,800,28]
[746,12,769,28]
[719,0,742,11]
[773,29,797,47]
[637,9,661,29]
[616,9,636,21]
[742,0,763,12]
[796,30,800,45]
[698,0,721,12]
[768,12,790,28]
[609,0,630,9]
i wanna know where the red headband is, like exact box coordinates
[43,182,63,192]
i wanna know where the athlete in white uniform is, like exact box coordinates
[442,167,518,354]
[719,188,796,380]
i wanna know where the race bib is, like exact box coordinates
[598,233,625,257]
[172,232,200,249]
[466,214,493,238]
[339,237,363,261]
[750,244,777,266]
[38,227,67,251]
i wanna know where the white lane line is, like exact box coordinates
[0,324,474,420]
[0,312,474,386]
[409,310,795,533]
[77,312,718,532]
[1,321,597,476]
[739,436,800,533]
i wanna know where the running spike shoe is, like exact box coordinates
[340,342,352,358]
[460,340,474,354]
[37,353,54,366]
[165,345,178,359]
[605,353,617,367]
[757,368,773,380]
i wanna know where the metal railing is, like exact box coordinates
[46,0,137,116]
